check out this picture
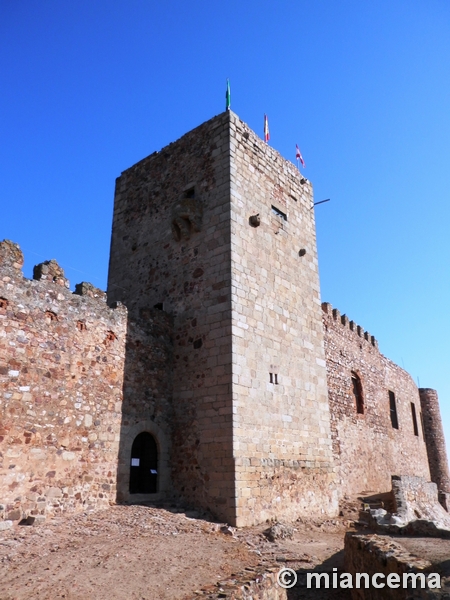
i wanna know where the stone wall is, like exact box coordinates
[108,112,235,522]
[116,307,174,504]
[322,303,431,497]
[0,240,127,522]
[391,475,450,529]
[344,533,442,600]
[228,112,337,524]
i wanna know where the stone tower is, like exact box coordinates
[107,110,337,526]
[420,388,450,510]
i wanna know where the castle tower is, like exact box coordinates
[107,111,337,526]
[419,388,450,510]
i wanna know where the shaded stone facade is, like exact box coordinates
[1,111,449,527]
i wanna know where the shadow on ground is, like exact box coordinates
[286,550,352,600]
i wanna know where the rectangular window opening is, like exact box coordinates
[389,391,399,429]
[271,206,287,221]
[351,373,364,415]
[274,373,278,385]
[411,402,419,437]
[269,373,273,384]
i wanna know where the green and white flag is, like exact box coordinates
[226,79,231,110]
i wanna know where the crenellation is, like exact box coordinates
[33,260,70,289]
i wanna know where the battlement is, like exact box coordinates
[0,240,124,322]
[321,301,378,349]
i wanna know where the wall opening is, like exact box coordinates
[351,372,364,414]
[129,432,158,494]
[389,391,399,429]
[271,205,287,220]
[411,402,419,437]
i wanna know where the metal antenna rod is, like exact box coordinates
[311,198,330,209]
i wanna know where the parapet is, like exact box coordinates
[74,281,107,301]
[33,259,70,288]
[0,239,24,271]
[0,239,126,319]
[321,301,378,349]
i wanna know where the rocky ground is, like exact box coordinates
[0,499,448,600]
[0,502,354,600]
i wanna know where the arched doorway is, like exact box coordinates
[129,432,158,494]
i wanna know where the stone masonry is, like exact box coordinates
[0,241,127,522]
[1,110,449,527]
[322,302,431,496]
[419,388,450,510]
[108,110,337,526]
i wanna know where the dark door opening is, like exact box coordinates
[129,432,158,494]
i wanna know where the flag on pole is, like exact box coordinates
[225,79,231,111]
[264,114,270,143]
[296,144,305,168]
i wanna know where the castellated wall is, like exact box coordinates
[322,302,431,497]
[0,240,127,523]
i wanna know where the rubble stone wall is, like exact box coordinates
[344,533,439,600]
[0,241,127,522]
[391,475,450,527]
[323,303,431,497]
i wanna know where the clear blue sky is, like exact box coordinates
[2,1,450,463]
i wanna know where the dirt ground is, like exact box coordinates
[0,501,448,600]
[0,503,352,600]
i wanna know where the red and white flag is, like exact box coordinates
[296,144,305,168]
[264,114,270,143]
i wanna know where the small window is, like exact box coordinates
[351,372,364,414]
[411,402,419,437]
[271,206,287,221]
[269,373,273,383]
[185,187,195,199]
[389,391,399,429]
[274,374,278,385]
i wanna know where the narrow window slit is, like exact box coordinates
[411,402,419,437]
[271,206,287,221]
[389,391,399,429]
